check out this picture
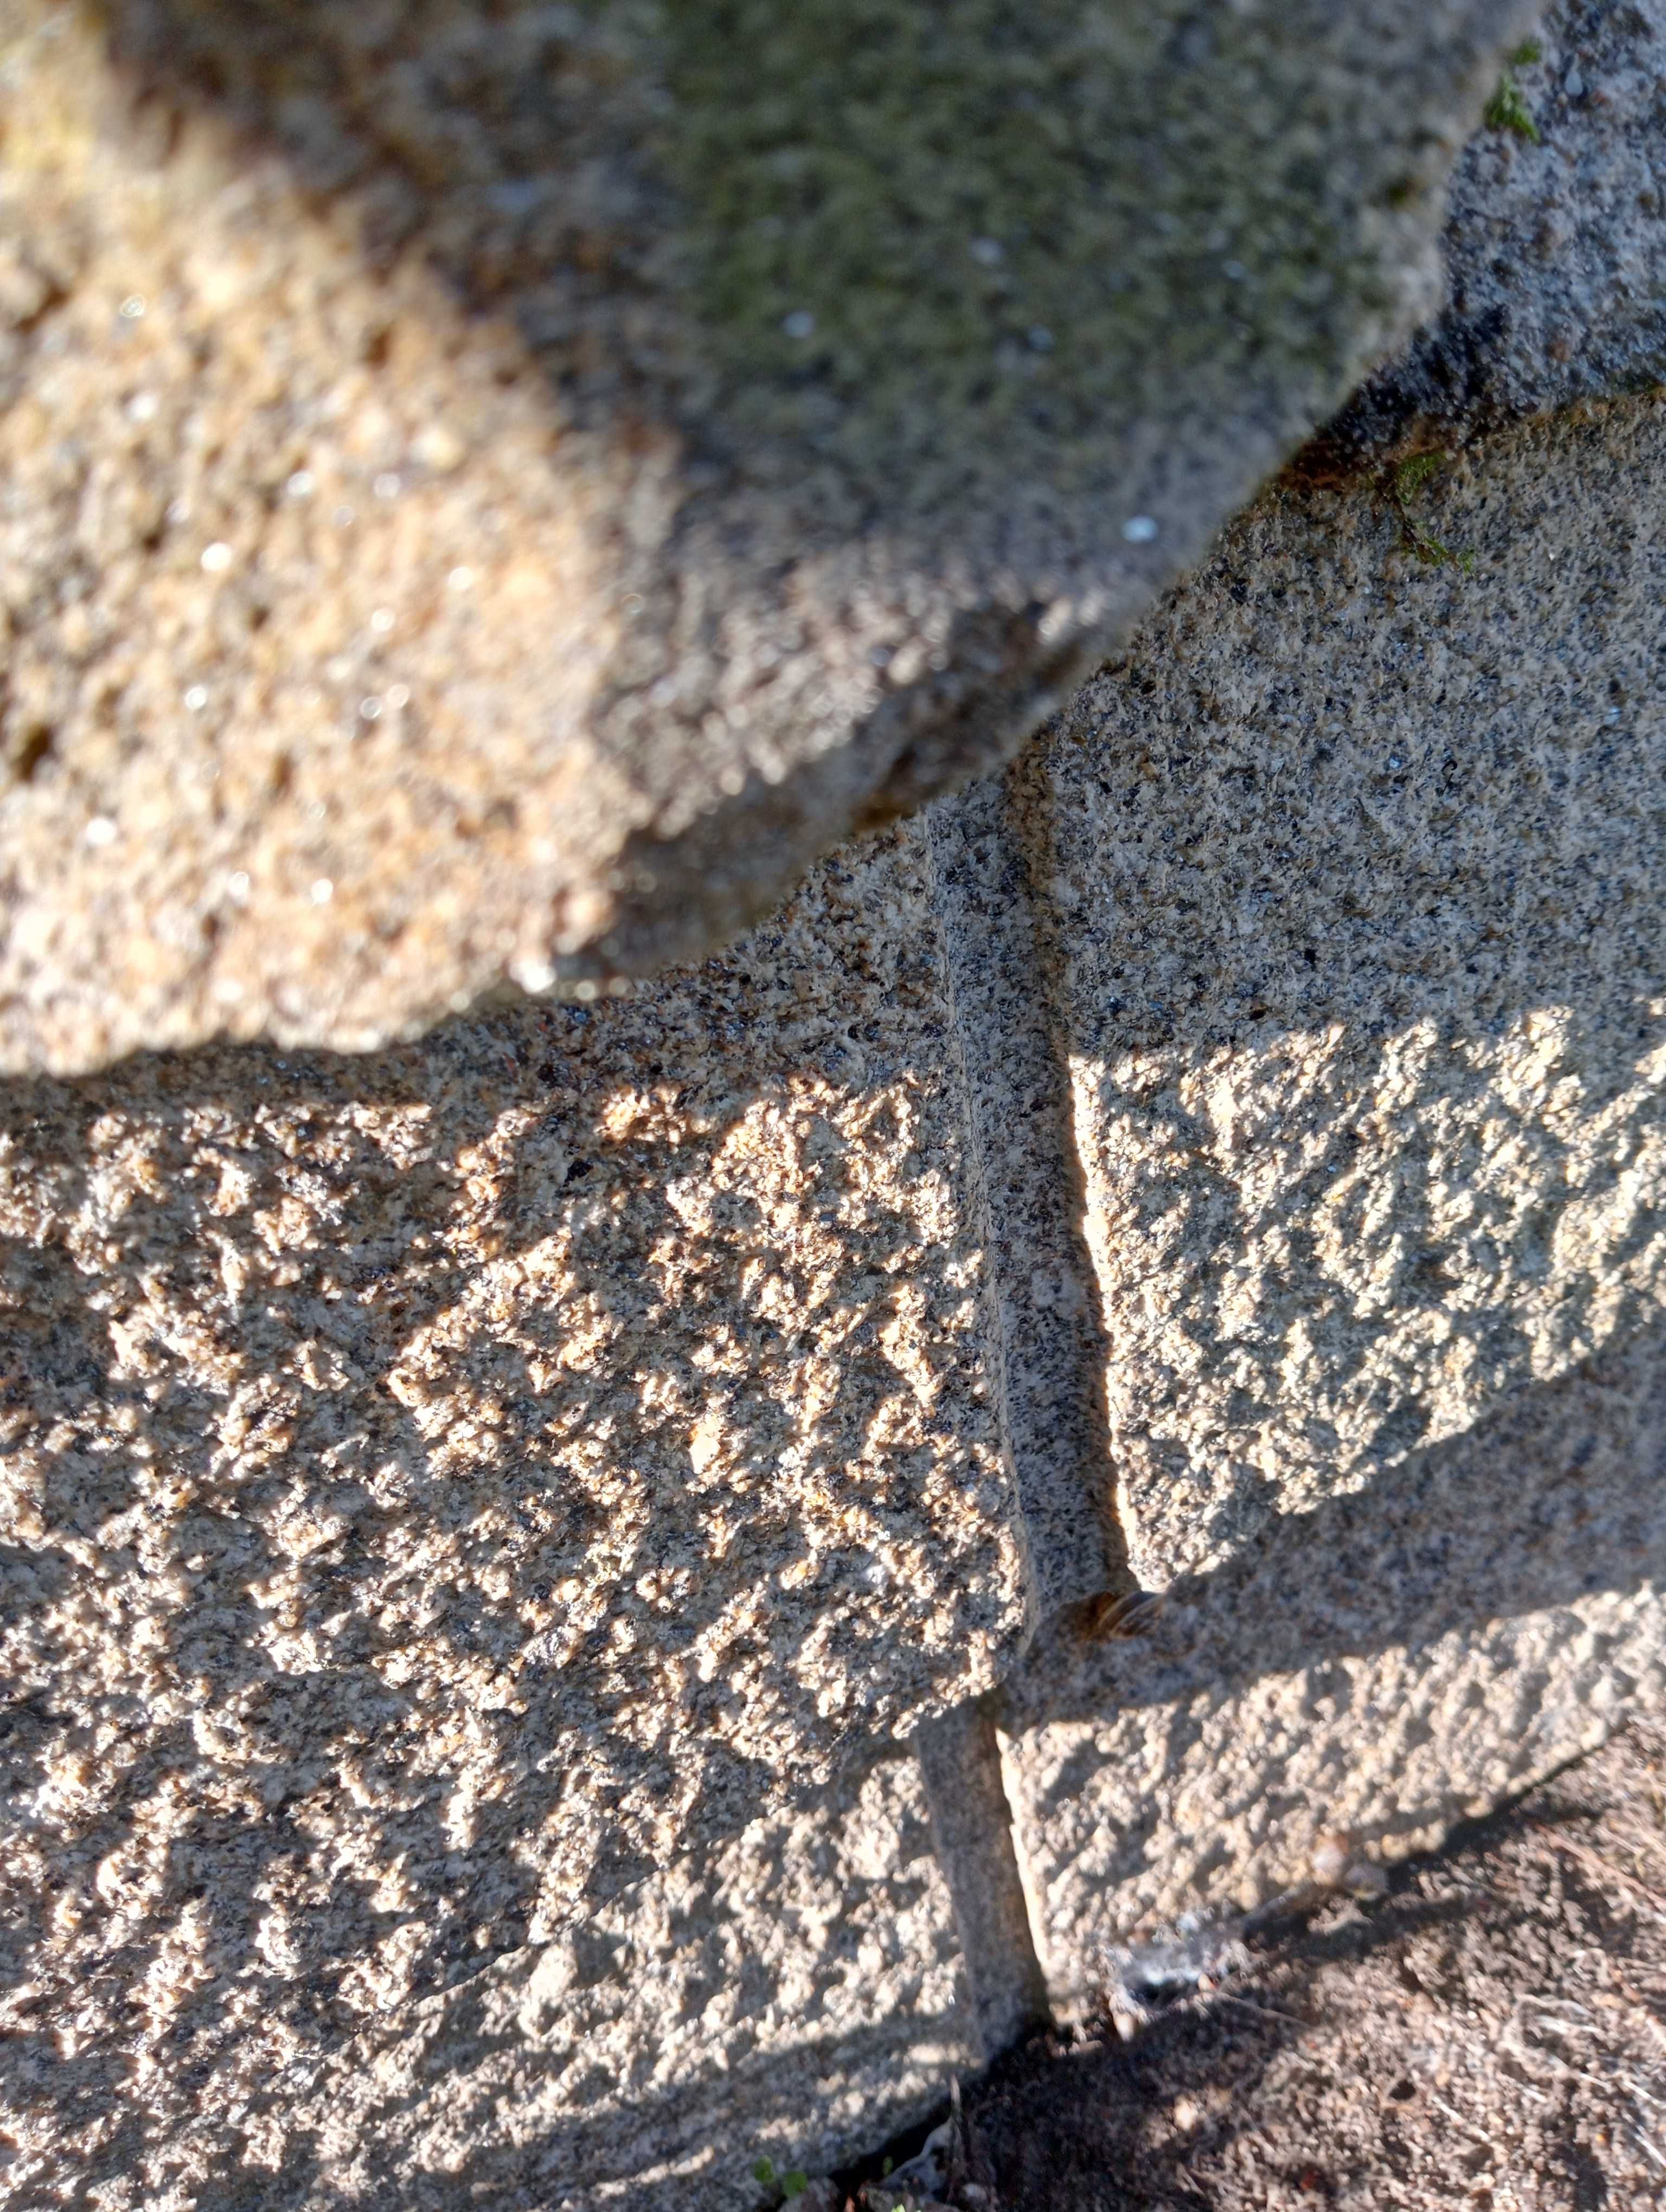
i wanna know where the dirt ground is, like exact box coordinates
[832,1712,1666,2212]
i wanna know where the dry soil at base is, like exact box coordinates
[850,1712,1666,2212]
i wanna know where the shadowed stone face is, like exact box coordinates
[0,0,1536,1070]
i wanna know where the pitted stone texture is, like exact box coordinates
[1001,1328,1666,1988]
[9,1751,973,2212]
[1000,391,1666,1979]
[1023,396,1666,1581]
[0,822,1017,2204]
[1315,0,1666,465]
[0,0,1536,1071]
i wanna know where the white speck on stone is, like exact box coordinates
[286,470,315,500]
[412,424,465,473]
[310,878,334,905]
[514,956,556,994]
[1310,1834,1349,1886]
[226,871,250,901]
[84,816,118,848]
[166,499,191,526]
[781,309,816,339]
[118,294,146,320]
[332,506,356,529]
[1565,65,1585,97]
[386,684,411,710]
[574,979,600,1002]
[359,698,382,722]
[448,567,475,592]
[183,685,209,711]
[126,392,158,423]
[201,542,233,573]
[370,608,396,634]
[969,236,1004,265]
[1122,515,1159,544]
[373,472,402,500]
[213,976,245,1005]
[1388,754,1403,769]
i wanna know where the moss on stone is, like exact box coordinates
[652,0,1407,485]
[1390,449,1475,573]
[1484,67,1540,141]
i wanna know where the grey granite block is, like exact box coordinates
[1002,391,1666,1986]
[0,819,1019,2204]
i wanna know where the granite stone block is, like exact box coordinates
[1314,0,1666,464]
[0,821,1019,2204]
[1002,393,1666,1982]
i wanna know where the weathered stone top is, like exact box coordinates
[1317,0,1666,462]
[0,0,1536,1070]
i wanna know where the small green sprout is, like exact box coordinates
[751,2157,809,2202]
[1393,453,1445,498]
[1389,451,1475,576]
[1484,44,1541,141]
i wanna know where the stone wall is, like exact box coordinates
[4,4,1666,2208]
[1001,393,1666,1999]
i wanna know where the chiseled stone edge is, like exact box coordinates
[914,1695,1050,2060]
[910,775,1152,2057]
[926,777,1136,1622]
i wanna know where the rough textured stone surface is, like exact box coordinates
[0,821,1021,2205]
[9,1748,975,2212]
[999,393,1666,1983]
[1315,0,1666,465]
[1003,1331,1666,1991]
[0,0,1536,1071]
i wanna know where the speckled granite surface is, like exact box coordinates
[1000,394,1666,1988]
[1318,0,1666,464]
[0,820,1031,2207]
[4,98,1666,2191]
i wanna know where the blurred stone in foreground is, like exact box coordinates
[0,0,1534,1070]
